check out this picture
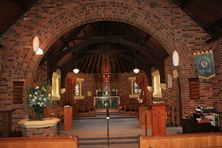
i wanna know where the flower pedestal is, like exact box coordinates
[18,118,60,137]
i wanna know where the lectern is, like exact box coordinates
[139,105,151,128]
[64,106,73,131]
[151,103,166,136]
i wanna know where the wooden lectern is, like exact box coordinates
[139,105,151,128]
[64,106,73,131]
[151,103,166,136]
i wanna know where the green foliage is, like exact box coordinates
[28,84,52,120]
[28,84,52,108]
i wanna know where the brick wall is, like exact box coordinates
[0,0,218,130]
[67,72,146,101]
[209,37,222,112]
[21,125,57,137]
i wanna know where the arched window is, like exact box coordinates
[74,78,84,99]
[133,81,140,94]
[75,82,80,96]
[129,77,140,98]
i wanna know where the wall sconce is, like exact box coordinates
[147,86,153,92]
[33,36,43,55]
[60,88,66,94]
[172,50,179,67]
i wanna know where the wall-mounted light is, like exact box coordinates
[172,50,179,66]
[35,48,43,55]
[33,36,43,55]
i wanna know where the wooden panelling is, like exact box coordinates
[64,106,73,131]
[188,78,200,100]
[140,133,222,148]
[0,136,78,148]
[151,104,166,136]
[139,105,151,128]
[13,81,24,104]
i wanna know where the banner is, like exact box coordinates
[193,50,215,79]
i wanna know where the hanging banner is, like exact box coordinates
[193,50,215,79]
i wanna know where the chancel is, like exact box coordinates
[0,1,222,148]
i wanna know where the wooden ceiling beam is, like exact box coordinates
[85,55,95,73]
[45,24,88,61]
[144,67,152,86]
[172,0,189,8]
[72,36,137,41]
[48,37,162,69]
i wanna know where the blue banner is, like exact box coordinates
[193,50,215,79]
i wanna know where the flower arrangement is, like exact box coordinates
[28,84,52,120]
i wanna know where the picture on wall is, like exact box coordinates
[193,50,215,79]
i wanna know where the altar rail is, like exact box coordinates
[140,133,222,148]
[0,136,78,148]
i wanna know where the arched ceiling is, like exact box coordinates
[0,0,222,76]
[1,0,222,44]
[42,21,169,75]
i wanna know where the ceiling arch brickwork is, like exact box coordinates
[1,0,208,80]
[0,0,215,116]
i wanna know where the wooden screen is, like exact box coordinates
[13,81,24,104]
[188,78,200,100]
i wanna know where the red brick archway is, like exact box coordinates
[0,0,209,118]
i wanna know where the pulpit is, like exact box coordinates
[64,106,73,131]
[151,103,166,136]
[139,105,151,128]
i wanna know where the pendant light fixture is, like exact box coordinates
[73,58,79,74]
[133,50,140,73]
[133,68,140,74]
[171,4,179,67]
[73,68,80,74]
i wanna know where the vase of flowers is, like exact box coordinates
[28,84,52,120]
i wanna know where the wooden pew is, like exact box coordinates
[140,133,222,148]
[0,136,78,148]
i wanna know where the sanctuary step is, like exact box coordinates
[74,114,138,120]
[79,136,138,146]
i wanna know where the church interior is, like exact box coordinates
[0,0,222,148]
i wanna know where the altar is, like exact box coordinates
[18,118,60,137]
[93,96,120,109]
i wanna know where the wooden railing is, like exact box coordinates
[0,136,78,148]
[140,133,222,148]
